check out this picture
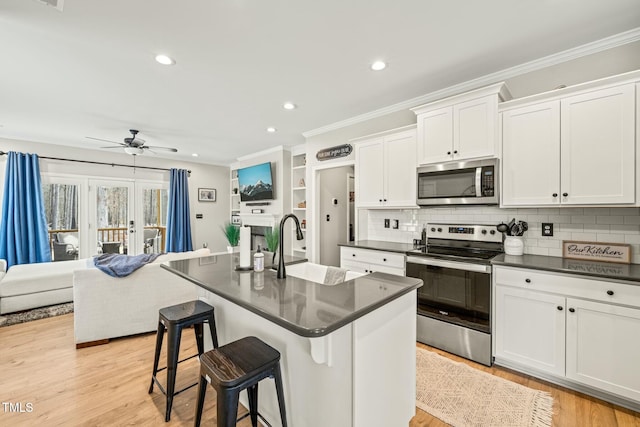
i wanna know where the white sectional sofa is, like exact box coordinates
[72,248,212,347]
[0,258,89,315]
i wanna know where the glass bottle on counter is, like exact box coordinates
[254,245,264,272]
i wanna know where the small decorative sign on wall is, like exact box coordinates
[316,144,353,161]
[562,240,632,264]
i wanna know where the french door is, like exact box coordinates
[88,179,168,256]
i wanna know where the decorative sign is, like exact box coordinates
[562,240,631,264]
[316,144,353,161]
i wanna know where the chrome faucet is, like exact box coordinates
[277,213,304,279]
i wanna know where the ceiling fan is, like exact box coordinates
[86,129,178,155]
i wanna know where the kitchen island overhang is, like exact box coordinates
[161,254,422,427]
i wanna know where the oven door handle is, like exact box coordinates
[406,256,491,273]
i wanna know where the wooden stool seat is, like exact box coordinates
[194,336,287,427]
[149,300,218,422]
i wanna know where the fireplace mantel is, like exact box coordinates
[239,213,278,228]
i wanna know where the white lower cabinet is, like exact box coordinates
[340,247,405,276]
[495,286,565,376]
[494,265,640,407]
[566,298,640,402]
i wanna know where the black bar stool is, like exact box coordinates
[149,300,219,422]
[194,336,287,427]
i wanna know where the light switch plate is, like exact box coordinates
[384,219,390,228]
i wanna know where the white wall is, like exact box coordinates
[318,166,353,266]
[0,137,230,253]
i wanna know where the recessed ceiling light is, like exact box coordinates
[155,54,176,65]
[371,61,387,71]
[192,153,199,157]
[266,127,277,133]
[283,102,296,110]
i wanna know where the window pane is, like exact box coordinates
[43,183,80,262]
[96,186,129,254]
[143,188,168,253]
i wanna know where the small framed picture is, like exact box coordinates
[198,188,216,202]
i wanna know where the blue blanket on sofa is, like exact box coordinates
[93,253,161,277]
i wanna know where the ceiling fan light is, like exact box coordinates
[124,146,144,155]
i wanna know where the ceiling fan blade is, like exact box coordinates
[99,146,126,149]
[86,136,124,145]
[145,145,178,153]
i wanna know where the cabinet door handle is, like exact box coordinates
[552,193,558,197]
[379,199,383,202]
[607,290,614,296]
[383,199,387,202]
[383,258,387,262]
[562,193,568,197]
[569,308,575,313]
[557,306,563,311]
[525,278,531,283]
[352,253,356,257]
[447,151,451,155]
[453,150,458,154]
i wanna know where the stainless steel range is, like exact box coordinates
[405,223,503,366]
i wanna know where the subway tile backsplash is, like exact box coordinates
[365,207,640,264]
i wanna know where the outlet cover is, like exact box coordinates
[392,219,399,229]
[542,223,553,237]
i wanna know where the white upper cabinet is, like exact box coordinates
[355,138,385,207]
[502,101,561,206]
[501,81,636,207]
[416,106,453,164]
[560,85,635,205]
[354,126,417,208]
[412,83,510,165]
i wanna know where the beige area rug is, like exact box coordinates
[416,348,553,427]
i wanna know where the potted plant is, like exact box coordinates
[264,227,279,265]
[221,222,241,253]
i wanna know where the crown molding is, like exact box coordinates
[302,27,640,139]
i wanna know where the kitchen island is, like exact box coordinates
[162,253,422,427]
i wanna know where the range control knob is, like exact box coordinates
[481,229,487,234]
[430,227,436,232]
[437,227,443,232]
[490,230,496,235]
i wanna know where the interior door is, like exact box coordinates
[89,179,134,256]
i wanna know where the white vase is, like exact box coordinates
[504,236,524,256]
[227,245,240,253]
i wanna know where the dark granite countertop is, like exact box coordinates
[161,253,422,338]
[492,253,640,284]
[338,240,420,254]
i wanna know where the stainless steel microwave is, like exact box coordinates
[416,158,498,206]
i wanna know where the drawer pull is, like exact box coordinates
[383,258,387,262]
[352,254,356,257]
[569,308,575,313]
[557,306,563,311]
[607,290,614,296]
[525,278,531,283]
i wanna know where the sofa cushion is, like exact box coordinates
[0,259,89,297]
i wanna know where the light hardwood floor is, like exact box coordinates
[1,313,638,426]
